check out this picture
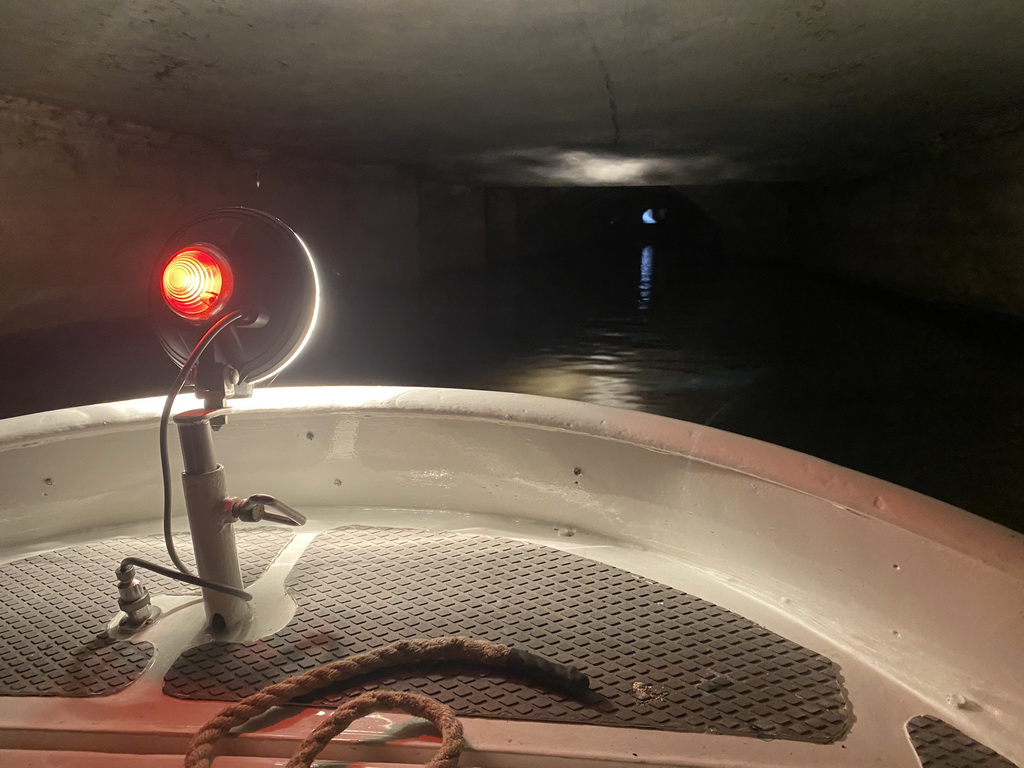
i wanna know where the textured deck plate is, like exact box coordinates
[908,716,1019,768]
[0,528,292,697]
[166,527,851,742]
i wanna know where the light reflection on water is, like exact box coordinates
[9,246,1020,532]
[301,253,1023,530]
[639,246,654,311]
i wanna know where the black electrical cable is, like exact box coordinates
[121,310,255,601]
[159,310,245,575]
[119,557,252,601]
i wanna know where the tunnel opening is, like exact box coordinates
[516,186,725,304]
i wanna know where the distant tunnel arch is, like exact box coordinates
[517,186,725,276]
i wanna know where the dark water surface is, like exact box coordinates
[5,249,1023,531]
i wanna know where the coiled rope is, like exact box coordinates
[183,636,589,768]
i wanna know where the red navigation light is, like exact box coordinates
[161,247,233,321]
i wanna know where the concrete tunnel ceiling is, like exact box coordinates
[1,0,1023,185]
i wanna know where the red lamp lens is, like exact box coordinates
[161,247,233,320]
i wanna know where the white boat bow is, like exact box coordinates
[0,386,1021,767]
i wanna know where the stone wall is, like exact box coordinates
[788,130,1024,316]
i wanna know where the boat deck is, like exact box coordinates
[0,510,1013,767]
[1,388,1021,766]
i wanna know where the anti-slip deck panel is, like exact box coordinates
[0,528,292,697]
[165,526,851,742]
[908,716,1019,768]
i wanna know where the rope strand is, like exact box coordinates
[286,690,463,768]
[184,637,510,768]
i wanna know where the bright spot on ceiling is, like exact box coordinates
[476,148,744,185]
